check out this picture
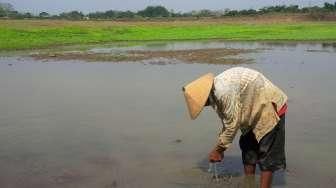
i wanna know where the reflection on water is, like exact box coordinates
[1,41,336,188]
[322,42,336,50]
[87,40,336,54]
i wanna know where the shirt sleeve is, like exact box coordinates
[217,92,241,149]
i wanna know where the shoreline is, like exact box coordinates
[1,38,336,53]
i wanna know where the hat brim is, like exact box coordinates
[183,73,214,120]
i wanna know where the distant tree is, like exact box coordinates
[190,10,198,17]
[301,7,310,13]
[198,9,213,17]
[0,7,5,17]
[2,1,336,20]
[286,5,299,13]
[260,6,283,13]
[324,2,336,11]
[213,10,226,17]
[259,5,306,14]
[137,6,170,17]
[116,11,135,18]
[225,10,239,16]
[188,9,226,18]
[87,10,135,19]
[105,10,116,18]
[7,10,20,18]
[39,12,50,18]
[0,2,15,17]
[0,2,14,12]
[24,12,33,18]
[239,9,258,15]
[181,12,192,17]
[88,11,105,19]
[59,11,84,20]
[50,15,59,19]
[170,12,180,17]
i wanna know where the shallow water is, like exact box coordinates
[1,41,336,188]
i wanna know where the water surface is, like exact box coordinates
[1,41,336,188]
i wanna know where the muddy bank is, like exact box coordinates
[30,48,255,65]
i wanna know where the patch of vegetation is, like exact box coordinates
[1,21,336,51]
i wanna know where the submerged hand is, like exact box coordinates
[208,147,224,162]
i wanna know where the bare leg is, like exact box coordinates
[244,164,256,176]
[242,165,257,188]
[260,171,273,188]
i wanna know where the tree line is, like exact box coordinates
[1,2,336,20]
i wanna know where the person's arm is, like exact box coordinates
[218,91,241,148]
[209,92,240,162]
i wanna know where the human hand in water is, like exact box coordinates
[208,146,225,162]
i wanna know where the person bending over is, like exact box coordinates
[182,67,287,188]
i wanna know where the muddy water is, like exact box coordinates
[0,41,336,188]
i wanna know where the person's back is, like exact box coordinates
[213,67,287,146]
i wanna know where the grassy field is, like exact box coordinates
[1,18,336,51]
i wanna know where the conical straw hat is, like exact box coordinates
[183,73,214,120]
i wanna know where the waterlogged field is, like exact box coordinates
[0,41,336,187]
[1,19,336,51]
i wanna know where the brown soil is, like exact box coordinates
[30,48,255,65]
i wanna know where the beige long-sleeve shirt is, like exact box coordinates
[213,67,287,149]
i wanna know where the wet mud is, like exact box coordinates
[30,48,255,65]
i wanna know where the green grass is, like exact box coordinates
[1,20,336,51]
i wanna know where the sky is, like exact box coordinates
[2,0,335,14]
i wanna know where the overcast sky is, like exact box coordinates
[2,0,335,14]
